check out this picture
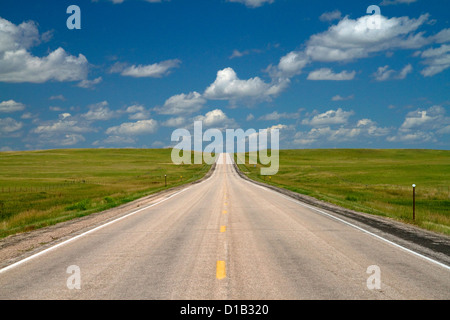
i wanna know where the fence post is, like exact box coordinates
[412,184,416,221]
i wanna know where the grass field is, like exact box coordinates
[236,149,450,236]
[0,148,211,238]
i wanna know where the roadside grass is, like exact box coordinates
[0,148,210,238]
[235,149,450,236]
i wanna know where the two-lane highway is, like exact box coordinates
[1,153,449,299]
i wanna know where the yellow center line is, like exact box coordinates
[216,261,226,280]
[220,225,226,233]
[222,210,227,214]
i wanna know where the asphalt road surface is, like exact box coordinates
[1,153,449,299]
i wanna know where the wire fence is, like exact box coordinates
[0,175,189,194]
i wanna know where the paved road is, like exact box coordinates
[1,154,449,299]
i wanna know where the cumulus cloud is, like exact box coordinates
[294,111,389,146]
[82,101,117,121]
[258,111,299,121]
[419,44,450,77]
[193,109,237,129]
[124,104,151,120]
[33,114,93,135]
[0,100,25,113]
[155,91,206,115]
[271,51,310,78]
[307,68,356,80]
[397,64,413,79]
[77,76,103,89]
[305,14,430,62]
[331,94,354,101]
[0,117,23,134]
[0,17,88,83]
[269,12,441,83]
[319,10,342,22]
[204,67,288,103]
[302,108,354,126]
[373,64,413,81]
[373,65,396,81]
[387,105,449,143]
[161,116,186,127]
[110,59,181,78]
[106,119,158,135]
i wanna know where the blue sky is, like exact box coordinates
[0,0,449,151]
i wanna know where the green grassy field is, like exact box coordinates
[0,149,211,238]
[236,149,450,236]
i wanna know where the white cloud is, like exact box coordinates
[0,17,88,83]
[0,100,25,113]
[305,14,430,62]
[400,105,448,131]
[397,64,413,79]
[420,44,450,77]
[125,104,151,120]
[33,115,93,134]
[388,105,449,143]
[307,68,356,80]
[373,65,396,81]
[432,28,450,44]
[58,134,86,146]
[331,94,354,101]
[258,111,299,121]
[193,109,237,129]
[373,64,413,81]
[106,119,158,136]
[204,67,288,103]
[161,116,186,127]
[357,118,390,136]
[0,117,23,133]
[294,113,389,146]
[156,91,206,115]
[82,101,116,121]
[77,76,103,89]
[319,10,342,22]
[302,108,354,126]
[111,59,181,78]
[273,51,310,78]
[227,0,274,8]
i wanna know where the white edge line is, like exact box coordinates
[240,176,450,271]
[0,168,216,274]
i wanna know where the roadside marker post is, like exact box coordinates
[412,184,416,221]
[165,175,167,187]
